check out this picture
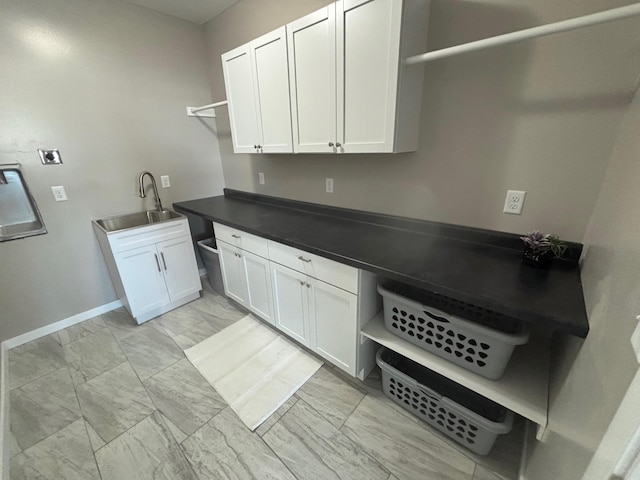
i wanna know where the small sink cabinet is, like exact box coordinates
[93,215,202,324]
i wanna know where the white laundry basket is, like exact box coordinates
[377,348,514,455]
[378,284,529,379]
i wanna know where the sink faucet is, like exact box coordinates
[138,171,164,211]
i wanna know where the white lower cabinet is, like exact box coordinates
[308,277,358,373]
[217,238,275,325]
[270,262,361,376]
[159,237,203,300]
[214,222,380,378]
[93,217,202,324]
[114,244,171,315]
[271,263,309,345]
[218,241,248,305]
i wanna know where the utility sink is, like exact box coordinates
[94,209,183,233]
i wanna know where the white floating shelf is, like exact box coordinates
[361,312,549,436]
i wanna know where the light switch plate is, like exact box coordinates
[259,172,265,185]
[326,178,334,193]
[160,175,170,188]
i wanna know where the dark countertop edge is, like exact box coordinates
[174,191,588,338]
[220,189,584,261]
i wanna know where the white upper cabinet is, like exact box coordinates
[222,45,260,154]
[221,0,429,155]
[287,0,430,154]
[287,6,337,153]
[222,27,293,154]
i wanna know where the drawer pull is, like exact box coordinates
[297,256,311,263]
[232,234,241,239]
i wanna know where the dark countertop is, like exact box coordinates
[174,190,588,338]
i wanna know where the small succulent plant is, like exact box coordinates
[520,230,568,258]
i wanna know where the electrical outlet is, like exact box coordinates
[503,190,526,215]
[160,175,171,188]
[258,172,265,185]
[51,185,68,201]
[326,178,334,194]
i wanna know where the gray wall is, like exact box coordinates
[204,0,640,242]
[0,0,225,341]
[523,85,640,479]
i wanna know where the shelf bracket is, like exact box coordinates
[186,100,228,118]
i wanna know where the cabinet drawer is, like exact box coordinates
[213,222,269,258]
[268,240,358,294]
[108,218,190,253]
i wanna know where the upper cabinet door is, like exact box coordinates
[287,6,337,153]
[336,0,403,153]
[251,27,293,153]
[222,45,261,153]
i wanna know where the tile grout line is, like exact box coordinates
[6,332,64,392]
[260,423,302,480]
[92,410,158,456]
[338,389,369,432]
[267,395,392,479]
[7,362,101,476]
[105,317,186,388]
[58,322,110,348]
[67,361,104,480]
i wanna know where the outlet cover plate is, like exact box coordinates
[503,190,526,215]
[51,186,68,201]
[160,175,171,188]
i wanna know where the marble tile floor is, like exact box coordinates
[8,283,523,480]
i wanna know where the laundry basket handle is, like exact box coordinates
[424,310,450,323]
[416,381,441,402]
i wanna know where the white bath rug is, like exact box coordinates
[185,314,322,430]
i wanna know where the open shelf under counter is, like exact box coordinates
[361,311,549,438]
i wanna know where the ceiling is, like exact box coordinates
[121,0,242,25]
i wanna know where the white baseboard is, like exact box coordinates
[1,342,10,479]
[3,300,123,350]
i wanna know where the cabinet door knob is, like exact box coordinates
[299,280,304,285]
[328,142,334,147]
[154,254,161,272]
[336,142,342,148]
[297,256,311,263]
[254,145,258,149]
[306,283,311,288]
